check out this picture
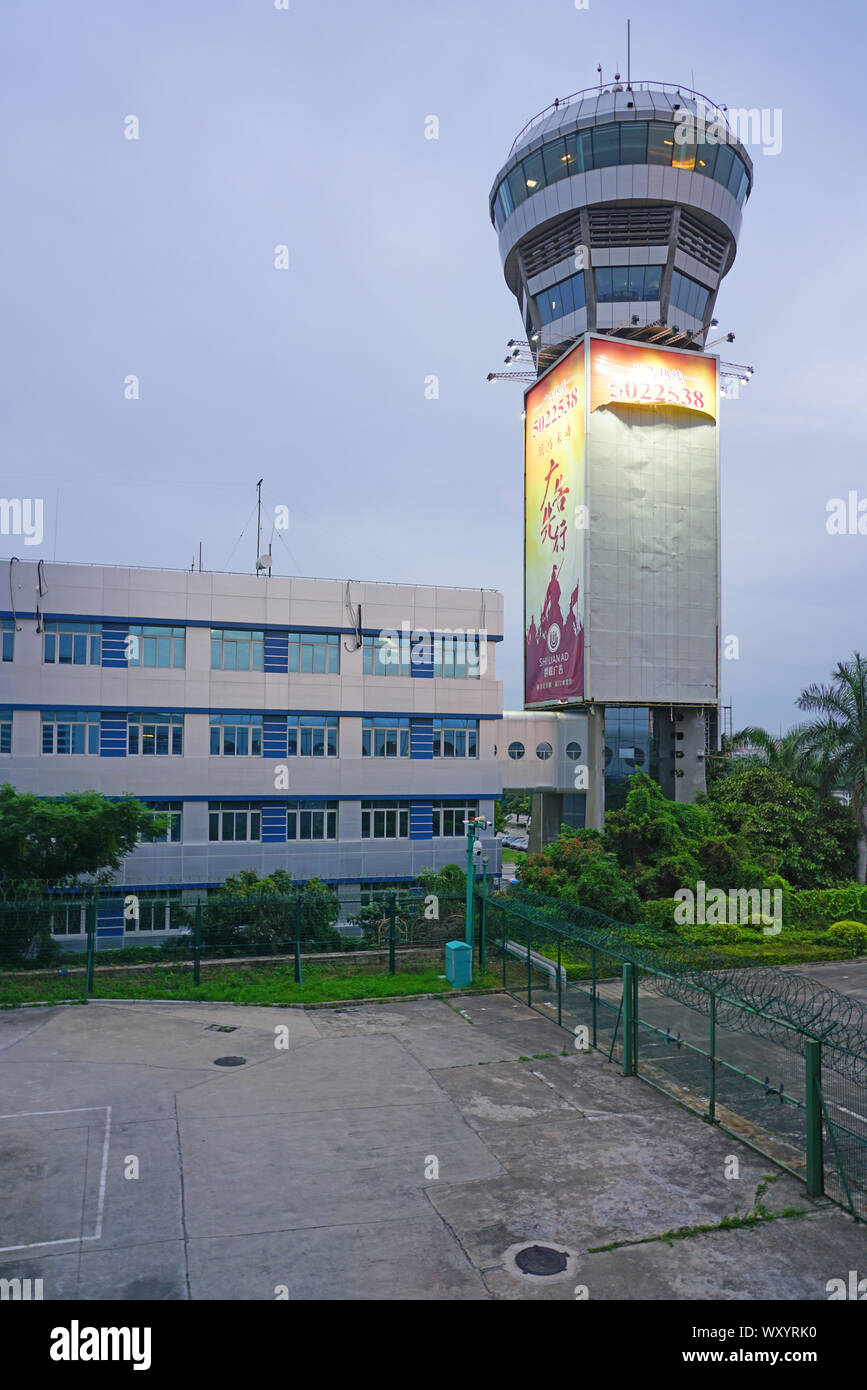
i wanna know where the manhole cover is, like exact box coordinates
[515,1244,568,1276]
[206,1024,237,1032]
[213,1056,246,1067]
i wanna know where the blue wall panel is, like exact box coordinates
[100,713,127,758]
[410,800,433,840]
[263,719,288,759]
[101,626,129,669]
[261,802,287,843]
[264,632,289,673]
[411,718,433,760]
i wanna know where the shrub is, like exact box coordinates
[640,898,680,933]
[676,922,744,947]
[821,921,867,958]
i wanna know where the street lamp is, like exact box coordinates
[465,816,487,949]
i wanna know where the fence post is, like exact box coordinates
[708,992,716,1124]
[193,899,202,987]
[501,913,506,987]
[526,922,532,1007]
[294,891,303,986]
[805,1038,824,1199]
[479,880,487,974]
[388,893,396,976]
[84,894,96,1003]
[622,963,635,1075]
[556,935,562,1028]
[591,947,597,1049]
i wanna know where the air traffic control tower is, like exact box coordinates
[489,80,752,373]
[490,81,753,840]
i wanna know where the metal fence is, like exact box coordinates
[3,878,865,1220]
[484,887,867,1224]
[0,885,477,1006]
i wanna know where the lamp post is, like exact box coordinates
[465,815,487,949]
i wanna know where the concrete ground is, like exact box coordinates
[0,992,864,1300]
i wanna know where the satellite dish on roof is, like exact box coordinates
[256,553,272,571]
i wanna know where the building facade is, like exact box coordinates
[2,559,508,933]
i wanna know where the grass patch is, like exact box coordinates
[502,849,527,864]
[588,1178,807,1253]
[0,959,500,1009]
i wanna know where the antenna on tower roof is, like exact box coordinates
[627,19,631,88]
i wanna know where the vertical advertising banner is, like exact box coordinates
[585,336,719,705]
[524,339,585,705]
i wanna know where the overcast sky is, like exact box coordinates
[2,0,864,731]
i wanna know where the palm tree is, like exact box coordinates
[730,724,826,791]
[795,653,867,883]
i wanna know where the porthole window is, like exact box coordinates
[565,741,583,761]
[536,742,553,760]
[508,741,525,760]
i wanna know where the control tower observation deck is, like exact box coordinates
[489,81,753,376]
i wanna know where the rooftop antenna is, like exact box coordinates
[627,20,631,88]
[255,478,263,576]
[597,63,602,87]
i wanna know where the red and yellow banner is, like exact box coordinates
[524,340,586,705]
[590,339,716,419]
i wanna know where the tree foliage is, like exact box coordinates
[0,784,163,889]
[201,869,341,948]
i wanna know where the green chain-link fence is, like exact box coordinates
[484,885,867,1224]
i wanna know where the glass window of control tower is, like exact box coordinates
[603,707,659,810]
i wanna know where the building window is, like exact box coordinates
[535,271,586,327]
[41,710,100,754]
[208,801,262,842]
[127,893,184,931]
[595,264,662,303]
[0,709,11,754]
[491,119,750,231]
[43,621,102,666]
[432,718,478,758]
[49,902,87,936]
[433,633,483,679]
[1,620,14,662]
[286,714,339,757]
[362,716,410,758]
[128,711,184,756]
[210,714,263,756]
[507,741,525,760]
[536,742,553,760]
[286,800,338,840]
[140,802,183,843]
[361,801,410,839]
[565,741,583,760]
[670,270,710,322]
[128,624,185,668]
[363,633,412,677]
[432,799,479,837]
[211,629,264,671]
[288,631,340,674]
